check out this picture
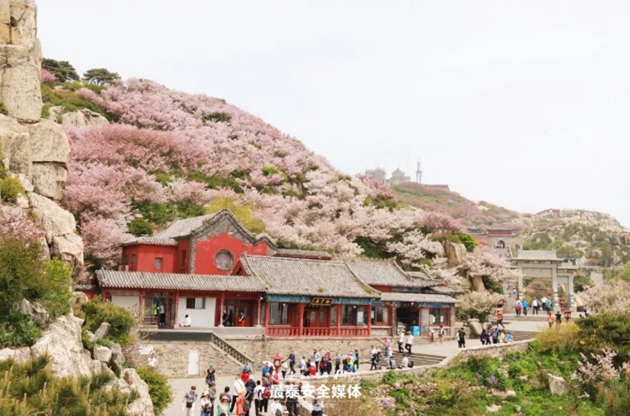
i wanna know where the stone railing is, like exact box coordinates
[209,331,255,368]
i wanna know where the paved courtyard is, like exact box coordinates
[163,317,547,416]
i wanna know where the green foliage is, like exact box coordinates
[0,313,42,348]
[455,232,478,252]
[363,194,399,211]
[185,169,246,193]
[0,355,137,415]
[36,259,73,318]
[523,233,553,250]
[0,238,46,313]
[205,196,266,234]
[81,329,95,350]
[130,200,177,227]
[0,176,25,204]
[153,171,172,186]
[534,324,580,354]
[83,68,120,85]
[262,166,280,176]
[81,297,136,346]
[576,313,630,365]
[619,263,630,281]
[0,101,7,115]
[201,111,232,123]
[355,236,393,259]
[136,366,173,415]
[42,58,79,82]
[127,217,154,236]
[573,270,594,291]
[40,83,110,119]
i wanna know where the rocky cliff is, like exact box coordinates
[0,0,83,270]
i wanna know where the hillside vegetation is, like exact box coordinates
[393,183,630,267]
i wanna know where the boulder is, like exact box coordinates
[0,347,31,363]
[548,374,570,395]
[105,377,132,394]
[94,322,110,339]
[445,241,467,267]
[122,368,156,416]
[28,192,76,241]
[110,343,125,375]
[28,119,70,163]
[30,315,95,377]
[15,298,49,324]
[486,404,502,413]
[491,389,517,400]
[51,233,84,269]
[84,330,97,345]
[467,318,482,336]
[93,345,113,363]
[0,114,31,176]
[61,109,109,127]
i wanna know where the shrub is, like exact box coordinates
[127,218,154,236]
[42,58,79,82]
[136,366,173,415]
[201,111,231,123]
[0,101,7,115]
[535,323,580,353]
[0,312,42,348]
[81,297,136,346]
[0,176,25,203]
[455,232,478,252]
[576,313,630,365]
[83,68,120,85]
[0,238,46,313]
[262,166,280,176]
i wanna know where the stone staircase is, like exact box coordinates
[508,330,540,341]
[388,350,446,367]
[208,331,255,368]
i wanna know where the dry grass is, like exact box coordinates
[535,322,580,353]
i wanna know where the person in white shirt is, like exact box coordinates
[369,346,378,370]
[253,380,264,415]
[405,331,414,355]
[183,314,192,327]
[401,356,409,368]
[397,332,405,353]
[269,397,283,416]
[231,375,245,413]
[147,355,157,368]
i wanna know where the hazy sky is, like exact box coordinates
[38,1,630,225]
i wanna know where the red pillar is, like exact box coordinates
[264,301,270,329]
[256,297,261,327]
[174,292,180,327]
[139,291,144,325]
[219,292,225,327]
[367,305,372,336]
[391,306,397,337]
[336,305,342,337]
[298,303,305,336]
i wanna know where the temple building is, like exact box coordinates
[83,210,459,339]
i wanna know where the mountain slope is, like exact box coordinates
[393,182,630,266]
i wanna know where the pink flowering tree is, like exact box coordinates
[40,68,57,84]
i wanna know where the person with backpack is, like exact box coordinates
[334,352,341,373]
[555,310,562,328]
[253,380,263,416]
[298,357,306,376]
[269,397,283,416]
[457,328,466,349]
[288,351,296,375]
[354,349,360,370]
[206,363,216,387]
[436,325,445,344]
[182,385,198,416]
[200,391,213,416]
[260,382,271,414]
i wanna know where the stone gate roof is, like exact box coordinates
[240,254,376,298]
[96,270,267,292]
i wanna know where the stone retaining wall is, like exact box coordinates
[150,340,242,378]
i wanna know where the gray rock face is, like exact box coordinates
[110,342,125,375]
[0,346,31,363]
[0,0,83,271]
[30,315,95,378]
[93,345,113,363]
[445,241,467,267]
[15,298,50,324]
[467,318,482,337]
[60,109,109,127]
[548,374,570,395]
[123,368,156,416]
[94,322,110,339]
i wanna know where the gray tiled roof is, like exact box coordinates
[488,225,516,231]
[379,292,459,304]
[240,255,376,298]
[154,215,216,239]
[274,249,332,260]
[75,284,98,291]
[426,285,467,295]
[96,270,267,292]
[515,250,561,261]
[121,237,178,247]
[405,271,450,288]
[344,259,430,288]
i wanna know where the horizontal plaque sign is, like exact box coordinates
[310,297,334,306]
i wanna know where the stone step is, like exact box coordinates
[508,330,539,341]
[389,351,446,366]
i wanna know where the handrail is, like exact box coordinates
[208,331,255,368]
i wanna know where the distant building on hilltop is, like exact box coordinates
[390,168,411,186]
[364,167,387,184]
